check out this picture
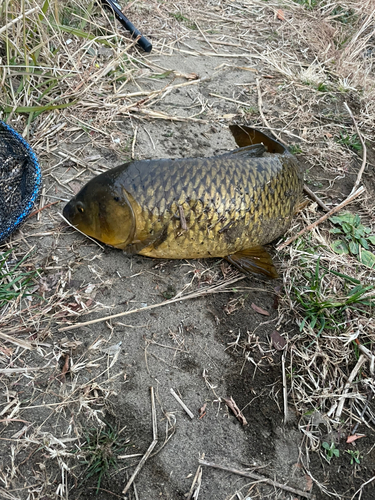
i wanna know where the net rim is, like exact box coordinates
[0,120,42,244]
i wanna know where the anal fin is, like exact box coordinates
[225,246,278,279]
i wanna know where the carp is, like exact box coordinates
[63,125,303,278]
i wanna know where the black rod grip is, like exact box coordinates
[101,0,152,53]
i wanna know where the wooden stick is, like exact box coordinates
[303,185,329,212]
[198,459,313,499]
[58,276,245,332]
[277,186,365,251]
[282,352,289,424]
[343,102,367,196]
[0,365,51,375]
[170,388,194,419]
[122,387,158,494]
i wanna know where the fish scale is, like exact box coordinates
[63,126,303,278]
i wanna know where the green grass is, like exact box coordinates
[0,250,39,309]
[336,132,362,152]
[289,144,303,155]
[0,0,127,122]
[170,12,197,30]
[292,0,319,11]
[293,256,374,338]
[79,422,129,494]
[329,6,357,25]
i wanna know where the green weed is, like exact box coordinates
[150,70,174,80]
[317,82,329,92]
[292,0,319,10]
[346,449,361,465]
[289,144,303,155]
[336,132,362,152]
[170,12,197,29]
[329,6,357,25]
[80,422,129,494]
[294,257,374,337]
[303,80,329,92]
[242,106,259,116]
[0,250,38,309]
[322,441,339,462]
[330,213,375,269]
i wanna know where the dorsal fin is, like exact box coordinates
[219,143,266,158]
[229,125,287,155]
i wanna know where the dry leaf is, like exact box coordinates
[251,303,270,316]
[199,403,207,418]
[271,330,287,350]
[175,71,199,80]
[304,474,313,491]
[0,345,13,357]
[59,354,70,381]
[346,434,365,443]
[276,9,285,21]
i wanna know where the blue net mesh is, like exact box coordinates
[0,121,42,244]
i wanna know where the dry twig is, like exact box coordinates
[186,464,203,500]
[222,397,247,426]
[58,276,245,332]
[303,185,329,212]
[170,388,194,419]
[122,387,158,495]
[282,352,289,424]
[335,355,367,420]
[199,459,313,499]
[344,102,367,196]
[277,186,365,251]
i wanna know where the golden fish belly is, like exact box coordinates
[118,153,302,259]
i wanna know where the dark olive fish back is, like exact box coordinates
[109,150,302,258]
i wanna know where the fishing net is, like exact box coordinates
[0,120,42,244]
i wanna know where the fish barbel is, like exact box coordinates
[63,125,303,277]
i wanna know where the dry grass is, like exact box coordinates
[1,0,375,498]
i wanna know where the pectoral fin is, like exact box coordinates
[225,246,278,278]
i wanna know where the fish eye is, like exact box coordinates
[113,196,120,202]
[77,202,85,214]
